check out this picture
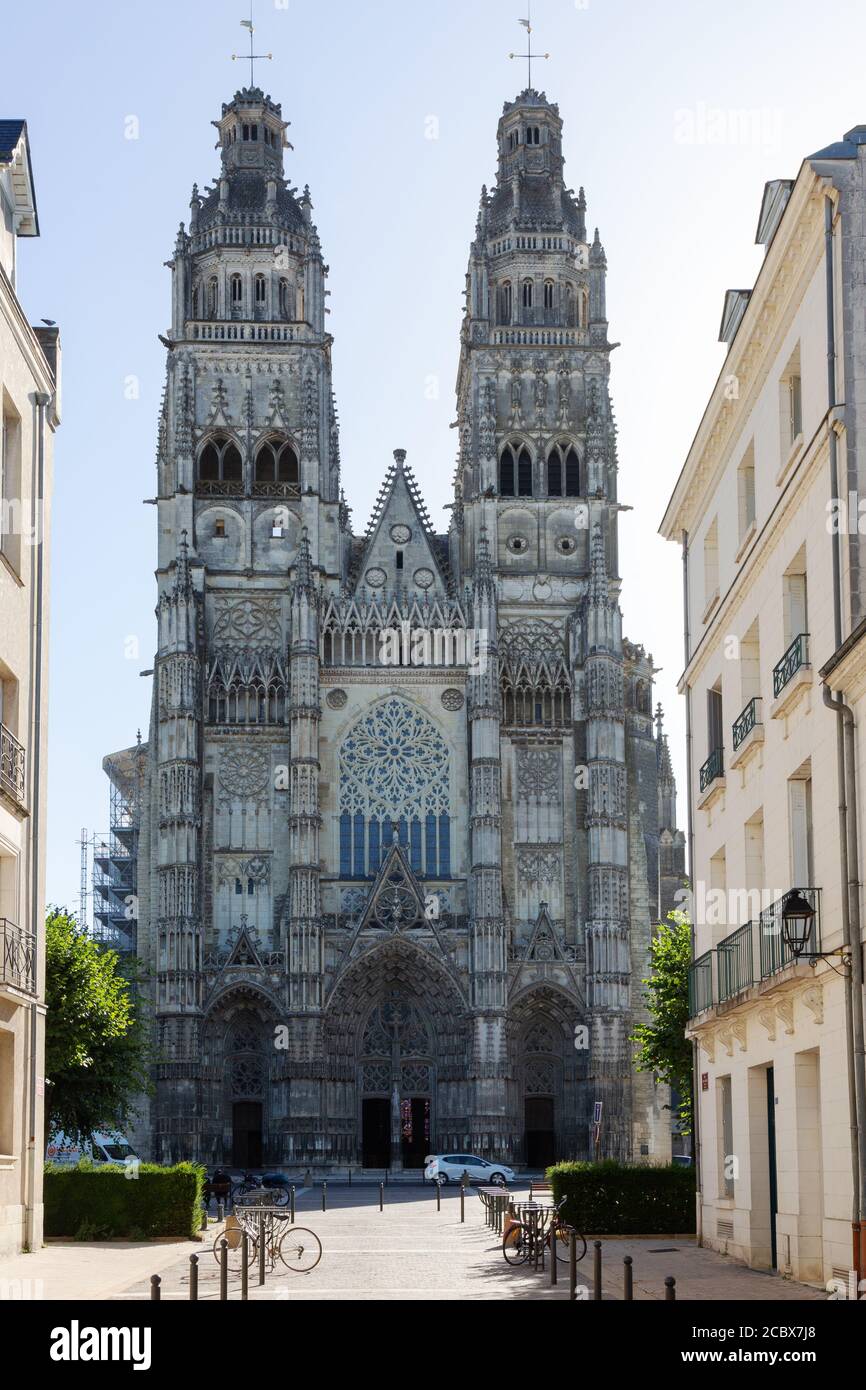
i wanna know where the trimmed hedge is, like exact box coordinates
[44,1161,205,1240]
[547,1161,696,1235]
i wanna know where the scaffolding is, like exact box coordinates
[90,738,145,954]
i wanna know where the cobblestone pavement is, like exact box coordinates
[106,1185,827,1303]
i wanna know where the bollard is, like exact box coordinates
[189,1253,199,1302]
[569,1231,578,1301]
[665,1276,676,1302]
[379,1182,384,1212]
[200,1205,208,1232]
[219,1239,228,1301]
[217,1200,225,1223]
[460,1184,465,1224]
[322,1182,327,1213]
[241,1231,249,1301]
[150,1274,161,1302]
[290,1185,296,1223]
[258,1214,266,1287]
[593,1241,602,1301]
[436,1181,441,1213]
[550,1228,558,1287]
[624,1255,633,1302]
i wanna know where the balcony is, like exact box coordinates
[698,745,725,808]
[195,479,244,498]
[717,923,754,1001]
[0,723,26,808]
[759,887,821,979]
[688,951,714,1015]
[730,696,764,769]
[771,633,811,719]
[0,918,36,996]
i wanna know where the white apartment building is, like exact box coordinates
[661,127,866,1288]
[0,120,60,1255]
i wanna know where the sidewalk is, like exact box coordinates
[0,1236,205,1301]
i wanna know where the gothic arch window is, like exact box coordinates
[543,280,555,311]
[547,441,581,498]
[191,282,200,318]
[564,283,577,328]
[338,697,451,879]
[198,435,243,485]
[254,438,299,488]
[500,443,533,497]
[497,281,512,325]
[230,274,243,316]
[522,279,534,310]
[255,274,267,307]
[207,276,219,318]
[278,278,293,320]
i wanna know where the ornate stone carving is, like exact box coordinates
[219,745,270,801]
[516,748,561,800]
[802,983,824,1025]
[327,689,348,710]
[517,849,561,887]
[441,689,465,712]
[213,597,283,647]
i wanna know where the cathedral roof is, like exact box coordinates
[196,173,306,233]
[486,178,583,237]
[351,450,454,597]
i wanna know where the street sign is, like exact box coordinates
[593,1101,603,1125]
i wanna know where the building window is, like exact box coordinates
[255,275,266,305]
[543,280,555,310]
[703,518,719,612]
[1,404,22,573]
[497,281,513,325]
[782,562,808,648]
[255,439,299,486]
[198,435,243,484]
[717,1076,734,1199]
[214,518,226,539]
[780,346,803,456]
[500,444,533,496]
[0,1030,13,1158]
[207,276,218,317]
[546,441,580,497]
[737,444,756,543]
[522,279,534,310]
[788,768,813,886]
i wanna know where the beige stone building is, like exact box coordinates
[661,126,866,1287]
[0,120,60,1255]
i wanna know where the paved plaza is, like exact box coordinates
[0,1185,828,1302]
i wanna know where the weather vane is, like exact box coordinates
[231,2,272,88]
[509,3,549,89]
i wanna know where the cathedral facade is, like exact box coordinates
[124,81,684,1170]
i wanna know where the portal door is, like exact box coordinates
[232,1102,263,1168]
[362,1098,391,1168]
[401,1097,431,1169]
[525,1097,556,1169]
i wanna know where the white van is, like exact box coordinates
[45,1131,138,1167]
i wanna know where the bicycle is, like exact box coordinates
[502,1197,587,1267]
[213,1205,322,1274]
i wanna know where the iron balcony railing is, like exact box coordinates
[732,697,760,752]
[699,745,724,794]
[0,723,26,807]
[0,918,36,995]
[717,923,754,1001]
[688,951,714,1015]
[773,633,809,699]
[759,887,821,979]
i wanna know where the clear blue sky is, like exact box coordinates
[6,0,866,910]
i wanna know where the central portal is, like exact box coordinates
[232,1101,263,1167]
[400,1097,430,1168]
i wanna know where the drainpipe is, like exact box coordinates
[823,192,866,1282]
[25,391,50,1250]
[682,529,702,1245]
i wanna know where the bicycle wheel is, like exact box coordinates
[502,1225,531,1266]
[552,1225,585,1265]
[212,1230,258,1270]
[270,1185,290,1207]
[278,1226,322,1273]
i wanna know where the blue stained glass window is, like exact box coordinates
[354,813,365,878]
[383,816,393,851]
[398,818,408,848]
[340,813,351,877]
[410,819,422,873]
[369,819,380,873]
[438,813,451,877]
[426,813,437,876]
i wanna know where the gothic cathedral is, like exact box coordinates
[123,80,685,1170]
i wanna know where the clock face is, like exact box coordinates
[414,568,434,590]
[365,568,387,589]
[390,524,412,545]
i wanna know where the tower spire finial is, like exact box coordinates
[231,2,272,87]
[508,3,549,89]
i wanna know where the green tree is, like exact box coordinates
[44,907,151,1144]
[631,911,693,1134]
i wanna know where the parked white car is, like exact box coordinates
[424,1153,515,1186]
